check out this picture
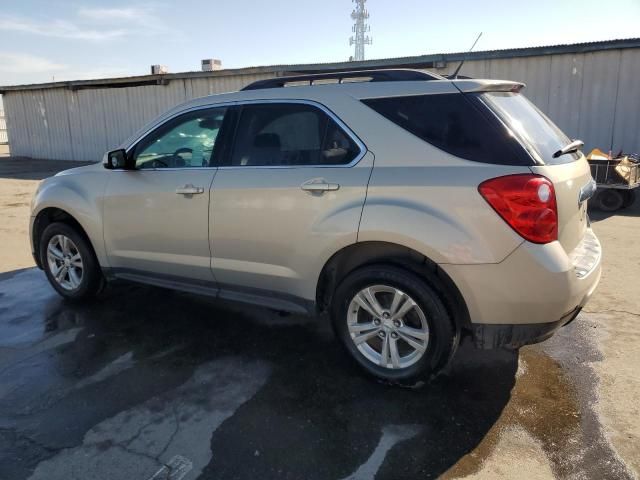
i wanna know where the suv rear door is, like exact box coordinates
[209,101,372,309]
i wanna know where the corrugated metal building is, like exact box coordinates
[1,38,639,161]
[0,110,7,145]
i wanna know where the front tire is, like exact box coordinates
[40,222,103,301]
[331,265,456,384]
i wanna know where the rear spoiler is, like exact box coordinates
[452,79,526,93]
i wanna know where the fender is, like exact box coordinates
[31,166,110,267]
[358,164,529,265]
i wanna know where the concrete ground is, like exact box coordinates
[0,155,638,480]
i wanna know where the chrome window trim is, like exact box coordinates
[121,167,220,172]
[123,99,367,171]
[125,102,235,154]
[124,103,233,171]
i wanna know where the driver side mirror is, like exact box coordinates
[103,149,133,170]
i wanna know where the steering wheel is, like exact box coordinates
[171,147,193,167]
[149,158,168,168]
[141,148,193,169]
[174,147,193,157]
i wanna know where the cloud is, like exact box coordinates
[0,53,135,85]
[59,66,133,81]
[0,15,126,41]
[78,7,148,22]
[0,6,168,41]
[78,6,169,35]
[0,53,66,74]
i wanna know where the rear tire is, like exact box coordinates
[331,265,456,385]
[40,222,103,301]
[597,189,624,212]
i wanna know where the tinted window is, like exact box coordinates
[362,93,531,165]
[133,107,227,169]
[230,103,360,167]
[480,92,577,164]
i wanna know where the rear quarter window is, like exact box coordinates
[362,93,533,166]
[479,92,578,165]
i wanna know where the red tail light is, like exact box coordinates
[478,174,558,244]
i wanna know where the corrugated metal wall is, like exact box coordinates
[0,109,7,144]
[4,49,640,161]
[432,48,640,156]
[3,72,275,161]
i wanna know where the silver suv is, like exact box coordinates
[30,69,602,383]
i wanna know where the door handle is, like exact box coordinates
[300,180,340,193]
[175,184,204,195]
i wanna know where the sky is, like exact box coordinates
[0,0,639,87]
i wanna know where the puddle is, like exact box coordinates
[443,349,581,478]
[0,271,634,480]
[444,318,633,480]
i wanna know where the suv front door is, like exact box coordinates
[209,101,372,309]
[103,106,230,285]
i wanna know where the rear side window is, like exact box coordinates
[230,103,361,167]
[362,93,532,165]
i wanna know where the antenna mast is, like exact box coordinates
[452,32,483,78]
[349,0,371,61]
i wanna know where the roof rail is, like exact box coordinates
[241,69,444,91]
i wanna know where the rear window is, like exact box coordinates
[480,92,577,164]
[230,103,361,167]
[362,93,532,166]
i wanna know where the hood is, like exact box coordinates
[54,162,104,176]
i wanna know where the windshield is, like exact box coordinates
[480,92,578,164]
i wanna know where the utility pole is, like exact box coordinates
[349,0,371,61]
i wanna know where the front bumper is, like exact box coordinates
[29,215,42,269]
[441,228,601,346]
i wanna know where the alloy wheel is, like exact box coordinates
[46,234,84,291]
[347,285,430,369]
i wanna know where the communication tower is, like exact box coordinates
[349,0,371,61]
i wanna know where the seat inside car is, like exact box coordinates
[241,132,282,166]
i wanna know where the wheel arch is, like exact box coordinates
[316,241,471,333]
[32,207,96,269]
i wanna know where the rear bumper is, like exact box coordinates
[441,228,601,339]
[472,307,582,349]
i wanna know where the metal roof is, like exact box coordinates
[1,37,639,93]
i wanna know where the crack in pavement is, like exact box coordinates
[110,443,165,469]
[25,356,271,480]
[123,417,159,449]
[155,404,181,463]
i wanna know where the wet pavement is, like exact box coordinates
[0,267,634,480]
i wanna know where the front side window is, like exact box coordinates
[230,103,360,167]
[132,107,227,169]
